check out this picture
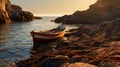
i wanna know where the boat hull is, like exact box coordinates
[30,30,65,43]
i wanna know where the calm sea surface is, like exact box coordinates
[0,16,77,66]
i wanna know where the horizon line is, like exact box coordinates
[33,14,71,17]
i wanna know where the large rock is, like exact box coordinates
[55,0,120,24]
[42,55,70,67]
[61,62,96,67]
[0,0,34,23]
[98,18,120,41]
[7,4,34,22]
[0,0,11,23]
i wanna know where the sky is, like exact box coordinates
[10,0,97,16]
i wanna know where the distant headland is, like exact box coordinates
[55,0,120,24]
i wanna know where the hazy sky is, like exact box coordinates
[10,0,97,16]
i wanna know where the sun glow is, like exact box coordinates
[11,0,97,16]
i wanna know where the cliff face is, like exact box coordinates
[0,0,11,23]
[0,0,33,23]
[55,0,120,24]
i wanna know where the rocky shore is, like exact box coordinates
[4,0,120,67]
[13,18,120,67]
[14,0,120,66]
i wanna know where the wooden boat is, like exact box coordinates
[30,25,65,43]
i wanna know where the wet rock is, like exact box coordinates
[88,48,106,56]
[88,60,102,66]
[96,48,113,59]
[80,58,90,63]
[99,61,120,67]
[109,55,120,60]
[109,41,120,48]
[42,55,70,67]
[61,62,97,67]
[70,55,83,63]
[99,19,120,39]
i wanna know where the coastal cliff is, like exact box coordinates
[0,0,34,23]
[55,0,120,24]
[0,0,11,23]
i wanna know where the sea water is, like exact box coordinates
[0,16,78,66]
